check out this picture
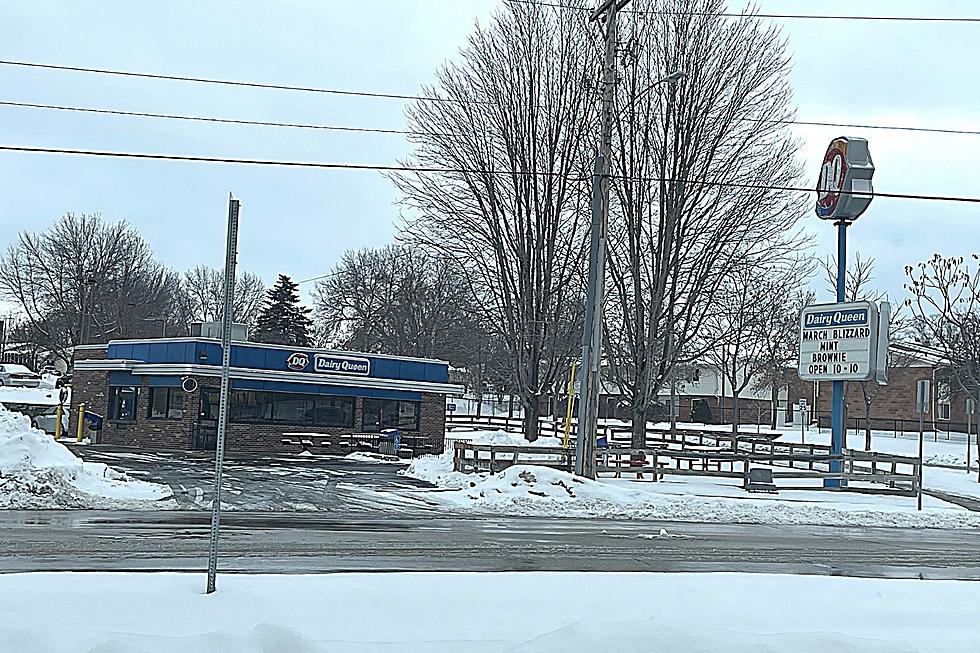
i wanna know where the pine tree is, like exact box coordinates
[253,274,313,346]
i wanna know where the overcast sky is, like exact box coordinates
[1,0,978,307]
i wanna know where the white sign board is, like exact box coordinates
[798,301,879,382]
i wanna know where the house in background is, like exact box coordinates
[785,342,975,434]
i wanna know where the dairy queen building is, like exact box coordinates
[69,336,462,455]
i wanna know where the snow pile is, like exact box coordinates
[405,430,567,489]
[1,571,978,652]
[343,452,406,464]
[408,449,980,528]
[0,406,175,509]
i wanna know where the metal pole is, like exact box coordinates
[827,220,848,488]
[918,410,924,511]
[967,406,972,473]
[206,195,240,594]
[576,2,623,478]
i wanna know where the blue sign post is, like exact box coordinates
[814,137,875,488]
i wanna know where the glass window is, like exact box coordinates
[313,396,355,427]
[273,394,315,425]
[229,390,353,426]
[149,388,185,419]
[108,386,139,421]
[230,390,274,422]
[362,398,420,432]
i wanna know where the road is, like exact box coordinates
[0,446,976,580]
[3,510,980,579]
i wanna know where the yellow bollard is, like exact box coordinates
[54,404,63,440]
[76,403,86,443]
[562,361,577,448]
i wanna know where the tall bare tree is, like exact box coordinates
[823,253,910,449]
[905,253,980,477]
[314,245,476,360]
[177,265,265,334]
[0,213,181,365]
[603,0,808,447]
[393,3,597,440]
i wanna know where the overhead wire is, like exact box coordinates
[3,143,980,206]
[503,0,980,23]
[3,94,978,139]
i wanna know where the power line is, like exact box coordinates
[4,97,979,139]
[0,100,418,136]
[0,59,449,103]
[3,142,980,206]
[296,272,341,285]
[504,0,980,23]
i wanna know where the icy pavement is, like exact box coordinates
[1,571,977,652]
[0,406,174,509]
[72,447,441,514]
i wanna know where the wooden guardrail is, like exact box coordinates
[450,440,921,496]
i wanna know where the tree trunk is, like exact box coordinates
[631,404,647,450]
[524,395,540,442]
[731,392,740,435]
[769,384,778,430]
[864,401,873,451]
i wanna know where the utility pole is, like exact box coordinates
[576,0,629,478]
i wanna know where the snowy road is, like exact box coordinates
[2,510,979,579]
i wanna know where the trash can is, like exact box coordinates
[379,428,401,456]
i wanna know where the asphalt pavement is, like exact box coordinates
[2,446,979,580]
[2,510,980,579]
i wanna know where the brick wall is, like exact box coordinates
[784,365,961,428]
[69,359,448,453]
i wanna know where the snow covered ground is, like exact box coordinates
[405,430,980,528]
[0,385,66,407]
[1,571,976,652]
[0,406,175,509]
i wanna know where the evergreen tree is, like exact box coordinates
[253,274,313,346]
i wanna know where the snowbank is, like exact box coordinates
[406,450,980,528]
[0,406,175,509]
[405,430,566,489]
[1,571,977,652]
[343,451,407,464]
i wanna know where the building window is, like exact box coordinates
[362,398,420,432]
[313,396,355,428]
[148,387,185,419]
[229,390,354,427]
[108,386,139,421]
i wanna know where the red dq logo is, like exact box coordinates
[286,352,309,371]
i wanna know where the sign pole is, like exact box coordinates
[916,379,930,512]
[967,398,974,473]
[206,194,240,594]
[827,220,848,488]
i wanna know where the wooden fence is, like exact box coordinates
[450,441,920,496]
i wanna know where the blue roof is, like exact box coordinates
[106,338,449,384]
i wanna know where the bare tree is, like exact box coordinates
[822,252,911,449]
[604,0,808,447]
[177,265,265,334]
[905,253,980,478]
[392,3,597,440]
[701,263,800,433]
[753,285,815,430]
[0,213,181,365]
[314,245,477,359]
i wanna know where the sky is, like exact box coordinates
[1,0,978,308]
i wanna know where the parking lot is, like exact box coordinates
[70,446,442,515]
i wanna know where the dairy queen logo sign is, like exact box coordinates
[286,352,310,371]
